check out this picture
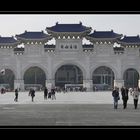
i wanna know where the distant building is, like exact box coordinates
[0,22,140,91]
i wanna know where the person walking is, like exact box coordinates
[112,87,120,109]
[48,91,52,99]
[51,88,56,100]
[131,87,140,109]
[121,86,129,109]
[28,88,32,96]
[31,88,35,102]
[14,88,18,102]
[44,87,48,100]
[1,88,5,94]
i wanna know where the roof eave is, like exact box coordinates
[86,36,122,40]
[118,42,140,45]
[16,36,52,41]
[46,28,91,34]
[0,42,20,46]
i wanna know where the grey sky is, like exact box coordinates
[0,14,140,37]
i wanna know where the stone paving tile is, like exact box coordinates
[0,104,140,126]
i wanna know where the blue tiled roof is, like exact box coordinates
[44,44,55,48]
[83,44,94,48]
[0,37,18,44]
[119,36,140,43]
[88,30,122,38]
[16,31,50,39]
[46,22,91,32]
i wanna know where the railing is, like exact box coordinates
[24,84,43,91]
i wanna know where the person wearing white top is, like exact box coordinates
[129,88,133,94]
[131,87,140,109]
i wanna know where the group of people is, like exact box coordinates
[1,88,6,94]
[112,86,140,109]
[44,87,56,100]
[14,88,36,102]
[14,87,56,102]
[29,87,56,102]
[13,86,140,107]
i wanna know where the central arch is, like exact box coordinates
[92,66,115,90]
[55,65,83,88]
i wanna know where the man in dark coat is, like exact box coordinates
[31,88,35,102]
[51,88,56,100]
[14,88,18,102]
[44,87,48,100]
[121,86,129,109]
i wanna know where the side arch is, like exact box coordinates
[90,63,118,80]
[123,68,139,88]
[91,65,115,90]
[21,63,48,80]
[0,67,15,90]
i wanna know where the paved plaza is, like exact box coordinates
[0,91,140,126]
[0,91,134,104]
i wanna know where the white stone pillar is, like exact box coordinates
[45,79,55,90]
[14,79,24,91]
[114,79,124,90]
[83,79,93,92]
[138,80,140,88]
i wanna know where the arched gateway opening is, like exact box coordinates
[92,66,115,91]
[0,69,15,91]
[24,66,46,90]
[124,68,139,88]
[55,65,83,88]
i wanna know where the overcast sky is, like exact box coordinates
[0,14,140,44]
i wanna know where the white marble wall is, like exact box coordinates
[0,41,140,91]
